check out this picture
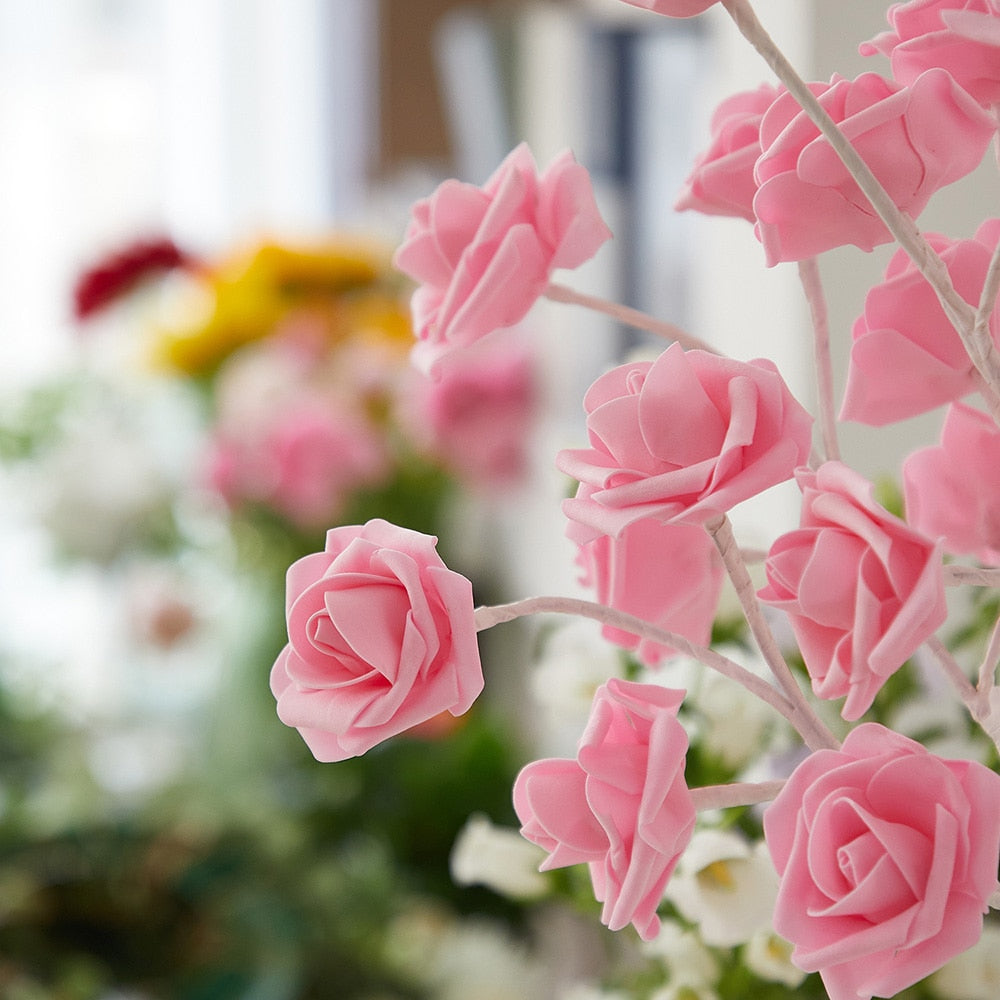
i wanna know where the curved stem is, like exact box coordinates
[474,594,806,731]
[690,779,785,812]
[706,514,840,751]
[544,282,717,353]
[797,258,840,461]
[721,0,1000,399]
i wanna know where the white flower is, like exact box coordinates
[450,813,548,899]
[930,923,1000,1000]
[642,920,720,988]
[743,929,806,988]
[558,986,631,1000]
[649,983,719,1000]
[664,830,778,947]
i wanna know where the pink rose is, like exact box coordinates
[393,143,612,375]
[570,504,724,665]
[904,402,1000,564]
[270,519,483,761]
[840,220,1000,425]
[618,0,718,17]
[764,723,1000,1000]
[513,678,695,941]
[862,0,1000,107]
[753,70,995,265]
[557,342,812,540]
[758,462,946,720]
[675,82,782,222]
[411,337,537,489]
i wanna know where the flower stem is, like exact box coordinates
[720,0,1000,399]
[797,258,840,461]
[706,514,840,751]
[976,610,1000,697]
[925,633,978,705]
[943,565,1000,587]
[544,282,717,353]
[690,779,785,812]
[474,594,806,732]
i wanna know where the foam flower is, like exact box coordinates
[558,342,812,540]
[862,0,1000,108]
[753,69,995,264]
[675,82,782,222]
[513,678,695,941]
[904,401,1000,564]
[759,462,947,720]
[393,143,612,375]
[841,220,1000,425]
[570,504,723,665]
[618,0,718,17]
[764,723,1000,1000]
[270,519,484,760]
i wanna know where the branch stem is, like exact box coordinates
[797,257,840,461]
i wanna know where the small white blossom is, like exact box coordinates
[649,983,720,1000]
[930,924,1000,1000]
[642,919,720,988]
[450,813,548,899]
[664,830,778,946]
[743,928,806,988]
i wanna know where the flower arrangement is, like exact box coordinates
[268,2,1000,999]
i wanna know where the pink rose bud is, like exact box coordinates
[675,82,782,222]
[753,69,995,264]
[270,519,483,760]
[862,0,1000,107]
[904,401,1000,565]
[393,143,612,376]
[570,503,723,665]
[765,723,1000,1000]
[513,679,696,941]
[557,342,812,540]
[618,0,718,17]
[841,219,1000,426]
[759,462,947,720]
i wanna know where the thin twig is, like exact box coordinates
[797,258,840,461]
[976,610,1000,697]
[925,633,978,705]
[690,779,786,812]
[943,565,1000,587]
[544,282,717,353]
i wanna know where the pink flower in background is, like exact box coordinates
[759,462,946,720]
[618,0,718,17]
[558,343,812,540]
[513,678,695,941]
[904,402,1000,564]
[764,723,1000,1000]
[207,401,389,529]
[270,519,483,761]
[862,0,1000,107]
[393,143,612,376]
[753,70,995,264]
[570,502,724,665]
[675,82,782,222]
[412,338,537,490]
[841,220,1000,425]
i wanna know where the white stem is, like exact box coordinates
[721,0,1000,399]
[474,595,808,733]
[976,610,1000,697]
[925,633,978,706]
[544,282,717,353]
[797,258,840,461]
[943,565,1000,587]
[707,514,840,751]
[690,779,785,812]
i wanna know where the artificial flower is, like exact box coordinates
[558,342,812,540]
[270,519,483,760]
[513,678,695,941]
[664,829,779,947]
[675,82,782,222]
[840,219,1000,425]
[903,401,1000,564]
[449,814,548,899]
[862,0,1000,107]
[570,504,723,665]
[759,462,946,720]
[753,70,995,264]
[393,143,611,375]
[764,723,1000,1000]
